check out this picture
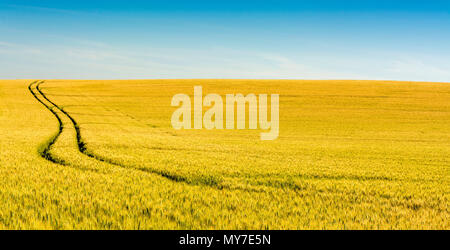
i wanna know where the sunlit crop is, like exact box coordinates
[0,79,448,229]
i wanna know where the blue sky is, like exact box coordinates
[0,0,449,81]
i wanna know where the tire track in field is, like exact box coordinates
[36,82,90,154]
[38,82,392,191]
[33,81,395,192]
[27,81,67,165]
[36,81,226,189]
[29,80,154,174]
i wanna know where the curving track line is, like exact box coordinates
[34,81,325,192]
[36,82,90,155]
[31,80,396,192]
[28,81,67,165]
[35,81,224,188]
[34,81,314,191]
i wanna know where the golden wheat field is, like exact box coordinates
[0,79,449,229]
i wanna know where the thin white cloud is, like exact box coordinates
[0,38,449,81]
[4,4,88,15]
[0,41,43,55]
[388,59,450,81]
